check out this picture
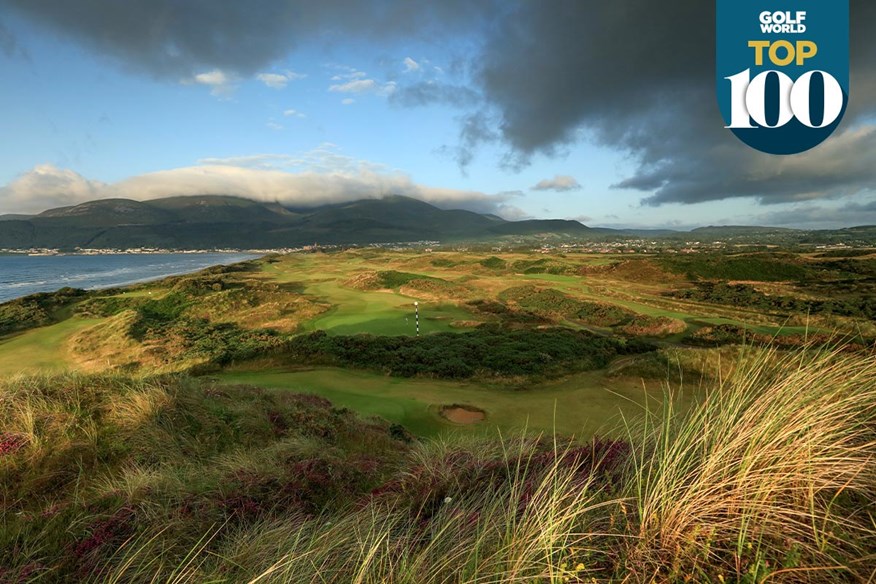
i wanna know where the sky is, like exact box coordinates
[0,1,874,230]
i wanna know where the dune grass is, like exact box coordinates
[200,346,876,583]
[1,345,874,582]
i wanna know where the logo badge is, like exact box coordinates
[717,1,849,155]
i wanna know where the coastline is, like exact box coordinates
[0,248,287,256]
[0,252,263,304]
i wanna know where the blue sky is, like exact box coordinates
[0,2,874,229]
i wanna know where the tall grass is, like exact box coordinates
[1,345,874,582]
[626,345,876,582]
[217,440,610,583]
[212,346,874,583]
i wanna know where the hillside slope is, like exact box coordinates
[0,195,593,249]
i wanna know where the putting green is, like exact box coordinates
[216,367,687,438]
[302,280,477,336]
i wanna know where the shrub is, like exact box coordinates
[0,287,86,336]
[500,285,634,327]
[284,327,655,379]
[479,256,507,269]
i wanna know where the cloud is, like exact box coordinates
[199,143,387,174]
[0,19,28,59]
[0,164,105,213]
[198,154,307,169]
[403,57,420,72]
[629,124,876,206]
[257,70,304,89]
[257,73,289,89]
[341,98,355,105]
[6,0,876,210]
[389,81,479,108]
[734,196,876,230]
[568,215,591,223]
[266,121,284,131]
[328,78,396,96]
[0,0,496,77]
[328,65,368,81]
[531,175,581,192]
[185,69,237,96]
[329,78,376,93]
[377,81,397,96]
[0,153,524,218]
[282,109,306,118]
[193,70,228,85]
[466,0,876,206]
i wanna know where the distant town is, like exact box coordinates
[1,237,868,258]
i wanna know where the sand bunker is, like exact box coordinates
[439,404,486,425]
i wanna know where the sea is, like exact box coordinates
[0,253,261,304]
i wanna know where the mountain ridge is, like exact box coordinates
[0,195,592,249]
[0,195,873,249]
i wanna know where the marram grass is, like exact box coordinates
[1,345,874,583]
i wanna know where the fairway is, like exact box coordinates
[0,317,101,376]
[302,279,477,336]
[0,249,857,385]
[216,367,684,438]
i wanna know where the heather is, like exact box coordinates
[1,345,874,582]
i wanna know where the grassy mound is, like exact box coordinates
[345,270,446,291]
[398,278,470,300]
[658,254,811,282]
[3,347,873,582]
[479,256,507,270]
[618,315,687,338]
[0,288,87,336]
[500,286,634,327]
[0,374,407,582]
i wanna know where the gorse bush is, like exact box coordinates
[499,286,635,327]
[128,293,190,340]
[479,256,507,270]
[0,345,873,582]
[672,281,876,319]
[375,271,438,289]
[0,287,86,336]
[659,254,811,282]
[284,327,654,379]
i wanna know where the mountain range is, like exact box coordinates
[0,195,872,249]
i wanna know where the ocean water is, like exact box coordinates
[0,253,260,304]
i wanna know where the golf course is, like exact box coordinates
[1,248,871,438]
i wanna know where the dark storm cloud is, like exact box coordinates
[742,199,876,228]
[5,0,875,207]
[389,82,480,109]
[0,19,27,59]
[0,0,494,77]
[473,0,876,205]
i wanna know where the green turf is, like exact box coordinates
[0,317,102,376]
[520,274,582,284]
[519,273,807,333]
[690,318,813,336]
[216,367,687,438]
[302,280,476,336]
